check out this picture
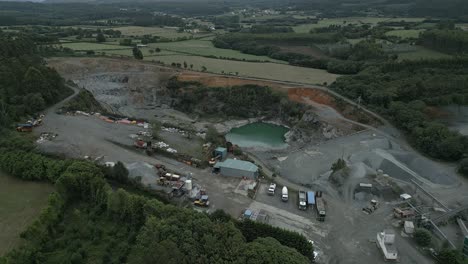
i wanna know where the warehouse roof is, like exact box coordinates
[214,159,258,172]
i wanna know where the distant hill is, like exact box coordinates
[0,0,45,2]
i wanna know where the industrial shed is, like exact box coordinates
[213,159,258,179]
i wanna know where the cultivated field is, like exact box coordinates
[293,17,426,33]
[148,39,284,62]
[397,46,452,61]
[152,55,339,84]
[106,48,178,57]
[0,173,53,255]
[385,29,424,38]
[110,26,193,38]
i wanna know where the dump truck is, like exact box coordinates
[281,186,288,202]
[268,183,276,196]
[393,207,415,219]
[315,191,326,221]
[298,191,307,210]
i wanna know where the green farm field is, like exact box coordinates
[151,55,339,84]
[0,172,53,255]
[397,46,452,61]
[148,39,284,62]
[293,17,426,33]
[110,26,194,38]
[385,29,424,38]
[60,42,125,51]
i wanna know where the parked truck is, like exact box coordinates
[377,229,398,261]
[298,191,307,210]
[281,186,288,202]
[315,191,326,221]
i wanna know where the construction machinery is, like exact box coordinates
[194,195,210,207]
[362,199,379,214]
[298,191,307,210]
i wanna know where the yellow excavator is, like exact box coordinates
[193,195,210,207]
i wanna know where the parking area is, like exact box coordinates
[255,182,317,220]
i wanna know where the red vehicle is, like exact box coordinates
[16,124,33,132]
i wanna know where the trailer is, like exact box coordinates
[298,191,307,210]
[315,191,326,221]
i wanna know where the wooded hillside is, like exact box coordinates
[0,32,72,129]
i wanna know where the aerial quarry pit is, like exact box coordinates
[36,57,468,264]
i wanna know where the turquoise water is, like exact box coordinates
[225,122,289,148]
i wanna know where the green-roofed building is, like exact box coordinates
[213,158,259,179]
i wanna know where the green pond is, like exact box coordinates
[226,122,289,148]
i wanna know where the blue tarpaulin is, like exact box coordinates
[307,191,315,205]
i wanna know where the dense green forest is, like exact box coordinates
[332,58,468,166]
[0,34,313,263]
[0,2,211,26]
[169,81,306,123]
[419,30,468,54]
[0,32,72,129]
[0,152,312,263]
